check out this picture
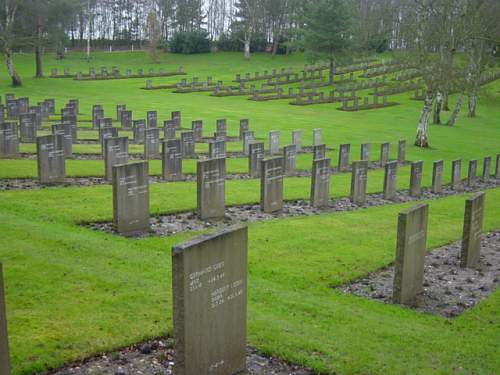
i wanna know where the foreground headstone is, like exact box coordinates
[482,156,491,180]
[350,161,368,205]
[451,159,461,189]
[104,137,129,181]
[311,158,331,208]
[409,161,423,197]
[397,140,406,164]
[467,159,477,187]
[209,140,226,159]
[37,135,65,184]
[338,144,350,172]
[268,131,280,155]
[292,130,301,151]
[112,162,150,236]
[144,128,160,159]
[261,157,284,213]
[162,139,183,181]
[197,158,226,220]
[0,122,19,158]
[461,192,485,268]
[383,161,398,200]
[51,124,73,158]
[360,143,370,161]
[172,225,247,375]
[432,160,443,193]
[0,263,10,375]
[380,142,389,167]
[180,131,195,158]
[249,142,264,178]
[283,144,296,175]
[392,203,428,307]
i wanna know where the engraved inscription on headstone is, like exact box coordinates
[312,128,322,146]
[164,120,177,140]
[133,119,146,144]
[147,111,157,128]
[338,144,350,172]
[209,140,226,159]
[249,142,264,178]
[121,110,132,130]
[242,131,254,155]
[409,160,423,197]
[310,158,331,208]
[393,203,428,307]
[197,158,226,220]
[180,131,195,158]
[19,113,37,143]
[313,144,326,160]
[383,161,398,200]
[432,160,443,193]
[283,144,296,176]
[104,137,129,181]
[380,142,389,167]
[99,127,118,156]
[260,157,284,213]
[0,122,19,158]
[268,131,280,155]
[162,139,183,181]
[360,143,370,161]
[112,161,150,236]
[350,160,368,205]
[460,192,485,268]
[192,120,203,141]
[172,225,247,375]
[51,123,73,158]
[144,128,160,160]
[37,134,65,184]
[292,130,302,152]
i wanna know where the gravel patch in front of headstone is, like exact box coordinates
[338,231,500,318]
[48,340,313,375]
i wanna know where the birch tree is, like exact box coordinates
[0,0,22,86]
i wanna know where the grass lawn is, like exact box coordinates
[0,50,499,374]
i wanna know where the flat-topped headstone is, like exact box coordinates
[239,119,249,140]
[99,118,113,129]
[261,157,284,213]
[360,143,370,161]
[99,127,118,156]
[121,110,132,130]
[112,161,150,236]
[482,156,491,180]
[197,158,226,220]
[383,161,398,200]
[216,119,227,138]
[380,142,389,167]
[192,120,203,141]
[312,128,322,146]
[338,144,350,172]
[164,120,176,140]
[19,113,37,143]
[144,128,160,160]
[397,140,406,164]
[0,122,19,158]
[461,192,485,268]
[92,105,104,130]
[432,160,443,193]
[180,131,195,158]
[172,111,181,130]
[249,142,264,178]
[283,144,296,176]
[292,130,301,152]
[311,158,331,208]
[172,225,247,375]
[116,104,126,121]
[467,159,477,187]
[162,139,183,181]
[209,139,226,159]
[350,160,368,205]
[6,99,18,119]
[313,144,326,160]
[0,263,10,375]
[409,161,423,197]
[242,131,254,155]
[147,111,157,128]
[104,137,128,181]
[393,203,428,307]
[37,134,65,184]
[51,124,73,158]
[496,154,500,179]
[451,159,461,189]
[133,120,146,144]
[268,131,280,155]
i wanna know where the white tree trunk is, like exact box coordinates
[244,39,250,59]
[446,94,463,126]
[86,0,91,60]
[415,94,433,148]
[5,48,22,86]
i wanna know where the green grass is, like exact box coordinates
[0,50,499,374]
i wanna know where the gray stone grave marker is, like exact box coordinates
[467,159,477,187]
[121,110,132,130]
[162,139,183,181]
[482,156,491,180]
[99,127,118,156]
[164,120,176,140]
[0,122,19,158]
[239,119,249,140]
[312,128,322,146]
[147,111,157,128]
[268,131,280,155]
[37,134,65,184]
[197,158,226,220]
[338,144,350,172]
[392,203,428,307]
[461,192,485,268]
[380,142,389,167]
[0,263,10,375]
[216,119,227,138]
[117,104,126,121]
[360,143,370,161]
[451,159,462,189]
[180,131,195,158]
[19,113,37,143]
[51,124,73,158]
[260,157,284,213]
[242,131,254,155]
[313,144,326,160]
[92,105,104,130]
[104,137,128,181]
[496,154,500,179]
[133,120,146,144]
[292,130,301,152]
[383,161,398,200]
[209,139,226,159]
[409,161,423,197]
[172,225,247,375]
[350,160,368,205]
[283,144,296,176]
[144,128,160,159]
[112,161,150,236]
[192,120,203,141]
[311,158,331,208]
[172,111,181,130]
[431,160,443,193]
[249,142,264,178]
[397,140,406,164]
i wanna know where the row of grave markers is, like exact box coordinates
[0,189,488,374]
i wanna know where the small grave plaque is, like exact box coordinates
[242,131,254,155]
[216,119,227,138]
[99,127,118,156]
[121,110,132,130]
[482,156,491,180]
[496,154,500,179]
[360,143,370,161]
[133,120,146,144]
[164,120,176,140]
[19,113,37,143]
[51,124,73,158]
